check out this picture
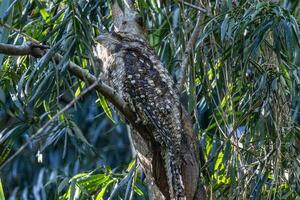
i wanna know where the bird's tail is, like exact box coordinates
[164,151,186,200]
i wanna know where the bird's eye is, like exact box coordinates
[111,32,123,40]
[136,15,143,27]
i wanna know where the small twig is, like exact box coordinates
[183,1,207,13]
[0,21,39,43]
[178,11,205,92]
[0,81,98,170]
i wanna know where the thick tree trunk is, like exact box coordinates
[0,1,207,198]
[110,1,206,199]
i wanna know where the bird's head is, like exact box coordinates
[95,32,124,53]
[96,32,146,53]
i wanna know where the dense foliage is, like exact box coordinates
[0,0,299,199]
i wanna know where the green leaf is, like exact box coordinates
[69,180,76,200]
[29,71,55,104]
[109,162,136,199]
[70,121,92,147]
[39,8,50,23]
[0,178,5,200]
[95,179,115,200]
[221,14,229,42]
[77,174,109,187]
[0,125,24,143]
[75,81,85,97]
[70,173,89,182]
[214,151,224,171]
[0,141,12,167]
[126,159,136,172]
[133,185,143,196]
[58,178,69,194]
[43,100,51,119]
[96,94,115,123]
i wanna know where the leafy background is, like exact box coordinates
[0,0,299,199]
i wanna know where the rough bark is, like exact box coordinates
[110,1,206,199]
[0,1,207,198]
[0,37,206,200]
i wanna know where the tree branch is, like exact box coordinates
[183,1,207,13]
[0,42,152,147]
[110,1,206,199]
[0,1,207,197]
[0,43,128,119]
[0,42,48,58]
[178,11,205,93]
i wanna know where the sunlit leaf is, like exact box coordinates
[0,178,5,200]
[96,94,115,123]
[95,179,115,200]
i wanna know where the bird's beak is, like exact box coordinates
[95,34,108,43]
[96,33,120,44]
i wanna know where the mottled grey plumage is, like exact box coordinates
[94,32,185,200]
